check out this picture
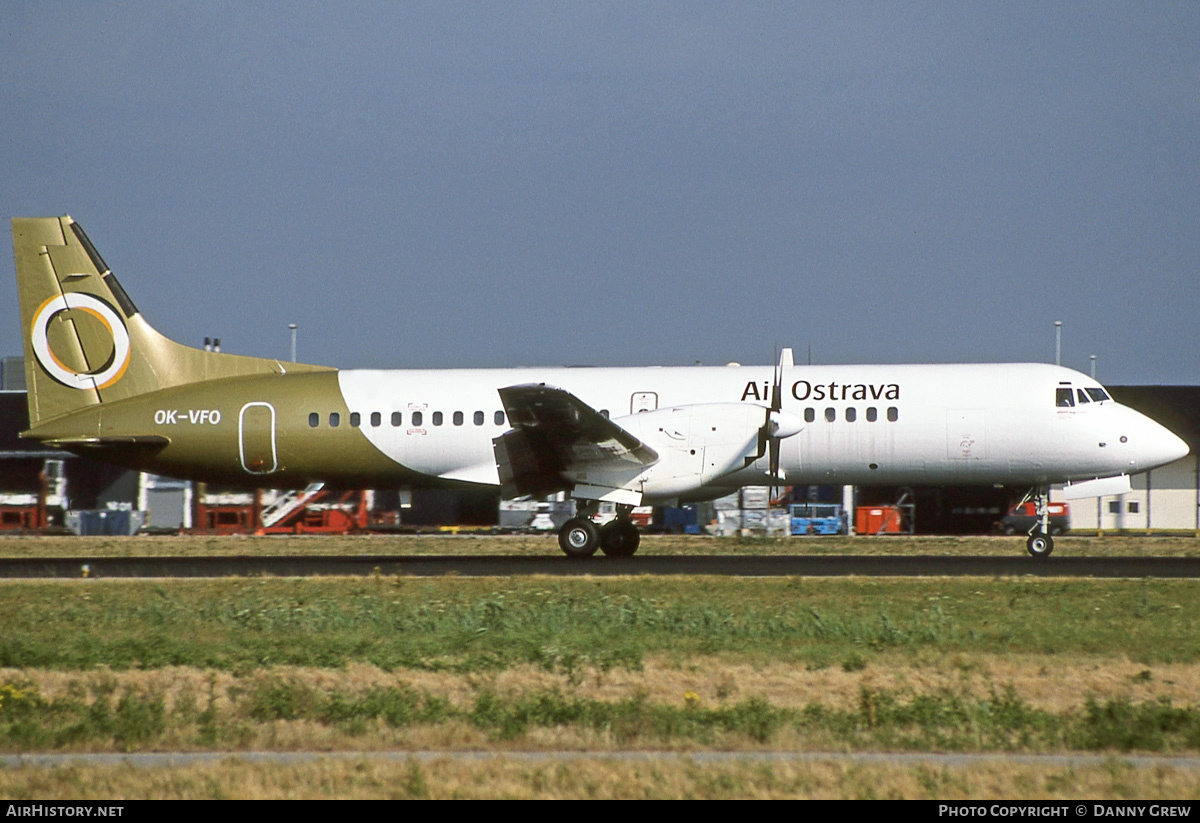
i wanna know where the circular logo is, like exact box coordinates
[30,293,131,390]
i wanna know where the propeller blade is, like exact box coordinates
[769,348,793,500]
[769,436,781,501]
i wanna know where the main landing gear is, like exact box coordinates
[1022,485,1054,559]
[557,503,641,558]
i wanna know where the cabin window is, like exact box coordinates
[432,411,443,426]
[824,408,836,422]
[866,407,878,422]
[308,412,319,428]
[412,411,423,426]
[474,411,484,425]
[370,411,381,427]
[1086,388,1111,402]
[350,412,361,427]
[845,407,857,422]
[391,411,402,427]
[804,408,815,423]
[329,412,340,427]
[887,407,899,422]
[600,409,610,419]
[453,411,464,426]
[1056,388,1075,407]
[1077,390,1091,404]
[494,411,506,425]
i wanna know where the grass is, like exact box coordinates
[0,577,1198,671]
[1,534,1199,797]
[4,755,1200,800]
[5,667,1200,755]
[0,575,1197,758]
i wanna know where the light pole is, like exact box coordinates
[1090,354,1096,379]
[288,324,297,363]
[1054,321,1062,366]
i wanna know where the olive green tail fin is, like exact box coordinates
[11,215,330,427]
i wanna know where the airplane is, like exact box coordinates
[10,216,1191,558]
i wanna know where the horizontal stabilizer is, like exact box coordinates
[1062,474,1132,500]
[38,435,171,449]
[33,434,171,461]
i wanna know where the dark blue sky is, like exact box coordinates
[3,3,1197,383]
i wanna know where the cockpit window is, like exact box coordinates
[1085,388,1110,402]
[1076,389,1091,404]
[1056,388,1075,407]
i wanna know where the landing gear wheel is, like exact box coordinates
[1026,530,1054,558]
[599,520,640,557]
[559,517,600,557]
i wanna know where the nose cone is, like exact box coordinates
[1157,427,1191,466]
[1133,418,1190,472]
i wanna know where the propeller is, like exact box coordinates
[768,347,792,503]
[746,348,802,504]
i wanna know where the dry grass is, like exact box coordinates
[3,653,1197,754]
[1,754,1198,799]
[0,532,1197,559]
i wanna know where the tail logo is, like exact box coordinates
[30,293,131,390]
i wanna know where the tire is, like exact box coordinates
[559,517,600,557]
[1026,530,1054,558]
[600,520,640,557]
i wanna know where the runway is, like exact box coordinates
[2,554,1200,578]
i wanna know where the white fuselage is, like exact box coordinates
[335,362,1188,503]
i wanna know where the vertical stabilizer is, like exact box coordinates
[11,216,331,427]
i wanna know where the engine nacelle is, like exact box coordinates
[612,403,794,500]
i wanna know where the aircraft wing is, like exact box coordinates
[493,384,658,498]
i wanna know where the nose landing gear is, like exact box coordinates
[1022,486,1054,558]
[1026,528,1053,558]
